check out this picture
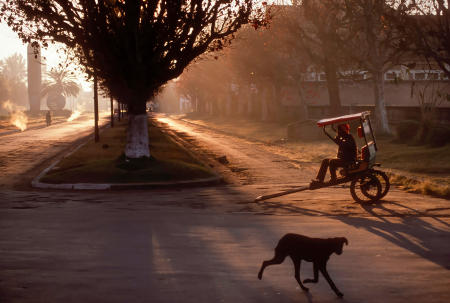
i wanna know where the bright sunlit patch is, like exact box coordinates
[67,110,81,122]
[156,117,193,134]
[2,100,28,131]
[156,117,177,128]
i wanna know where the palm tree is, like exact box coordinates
[41,68,80,110]
[0,53,27,107]
[1,53,26,83]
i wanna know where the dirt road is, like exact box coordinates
[0,114,109,188]
[155,115,450,218]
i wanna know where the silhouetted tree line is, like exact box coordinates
[176,1,450,135]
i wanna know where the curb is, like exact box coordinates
[32,176,223,190]
[31,118,223,191]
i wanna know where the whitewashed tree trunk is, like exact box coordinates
[373,70,391,135]
[125,113,150,158]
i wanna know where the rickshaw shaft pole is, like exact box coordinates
[254,186,310,202]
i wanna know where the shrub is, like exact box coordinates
[394,120,420,143]
[426,124,450,147]
[414,120,432,145]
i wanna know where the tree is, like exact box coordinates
[343,0,405,134]
[41,68,80,110]
[176,53,234,115]
[228,21,296,121]
[0,53,28,107]
[286,0,350,116]
[1,53,26,83]
[0,73,10,103]
[1,0,258,158]
[395,0,450,78]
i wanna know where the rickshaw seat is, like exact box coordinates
[357,126,364,138]
[361,144,370,161]
[342,143,372,175]
[344,160,368,175]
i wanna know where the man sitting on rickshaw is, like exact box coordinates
[312,123,357,184]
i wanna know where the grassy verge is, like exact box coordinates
[41,118,216,184]
[180,113,450,199]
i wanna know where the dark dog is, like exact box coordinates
[258,233,348,297]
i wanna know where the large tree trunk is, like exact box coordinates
[125,101,150,158]
[324,59,342,116]
[373,70,391,134]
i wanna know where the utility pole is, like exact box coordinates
[117,101,121,122]
[110,96,114,127]
[94,71,99,142]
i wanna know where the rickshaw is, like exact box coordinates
[255,111,390,203]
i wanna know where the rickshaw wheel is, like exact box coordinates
[371,170,390,198]
[350,173,382,203]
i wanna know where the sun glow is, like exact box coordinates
[0,23,92,92]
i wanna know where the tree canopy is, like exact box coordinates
[0,0,257,114]
[41,68,80,99]
[0,0,261,158]
[394,0,450,78]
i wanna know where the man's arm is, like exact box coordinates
[323,126,339,144]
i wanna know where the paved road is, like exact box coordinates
[0,114,449,302]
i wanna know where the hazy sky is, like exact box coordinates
[0,23,91,91]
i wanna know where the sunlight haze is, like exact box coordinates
[0,23,92,91]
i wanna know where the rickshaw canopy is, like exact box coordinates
[317,111,371,127]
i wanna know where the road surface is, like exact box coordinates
[0,114,109,188]
[0,114,449,303]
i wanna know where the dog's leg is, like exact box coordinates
[303,262,319,284]
[319,265,343,297]
[258,253,286,280]
[291,257,308,292]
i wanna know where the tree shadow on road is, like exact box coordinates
[340,200,450,269]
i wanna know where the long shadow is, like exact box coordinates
[254,197,450,269]
[340,200,450,269]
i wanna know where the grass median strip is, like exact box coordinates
[40,118,216,184]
